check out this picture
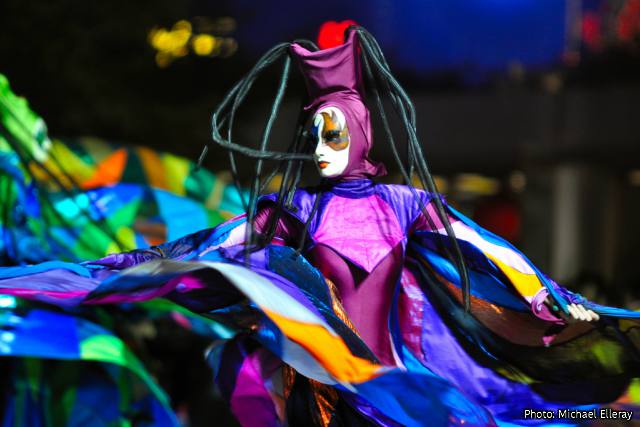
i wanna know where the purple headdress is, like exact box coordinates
[290,30,386,180]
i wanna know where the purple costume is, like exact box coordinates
[3,27,640,427]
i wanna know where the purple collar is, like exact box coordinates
[323,179,376,199]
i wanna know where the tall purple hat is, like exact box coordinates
[290,30,386,179]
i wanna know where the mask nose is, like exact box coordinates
[314,144,327,159]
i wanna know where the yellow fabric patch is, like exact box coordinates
[30,140,94,189]
[106,227,136,254]
[137,146,168,190]
[162,153,189,196]
[485,253,543,299]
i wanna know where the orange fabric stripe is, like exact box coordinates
[81,148,128,189]
[263,309,383,384]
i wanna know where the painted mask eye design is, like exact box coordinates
[320,112,350,151]
[312,106,350,178]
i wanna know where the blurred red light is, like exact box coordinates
[582,12,602,51]
[317,20,358,50]
[617,0,640,42]
[474,200,521,243]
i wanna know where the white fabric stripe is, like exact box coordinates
[436,222,536,276]
[202,262,336,332]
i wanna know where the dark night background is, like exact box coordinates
[2,1,640,425]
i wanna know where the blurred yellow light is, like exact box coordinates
[455,173,500,196]
[173,20,192,33]
[175,46,189,57]
[410,174,449,194]
[171,20,192,47]
[172,31,190,49]
[192,34,217,56]
[148,18,237,66]
[150,28,172,51]
[167,33,188,52]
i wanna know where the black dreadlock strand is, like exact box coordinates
[243,53,292,256]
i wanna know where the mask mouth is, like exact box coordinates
[318,161,330,170]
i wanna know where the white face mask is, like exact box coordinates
[311,106,350,178]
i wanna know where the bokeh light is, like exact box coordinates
[148,17,237,67]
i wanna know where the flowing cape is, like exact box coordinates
[1,186,640,426]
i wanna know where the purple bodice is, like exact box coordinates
[259,180,432,364]
[259,180,430,255]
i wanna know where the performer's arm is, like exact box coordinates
[410,192,599,323]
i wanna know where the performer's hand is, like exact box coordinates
[566,303,600,322]
[544,296,600,322]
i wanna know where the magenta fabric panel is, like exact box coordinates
[229,347,283,427]
[307,243,403,365]
[312,194,404,273]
